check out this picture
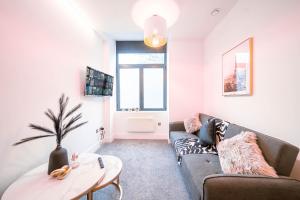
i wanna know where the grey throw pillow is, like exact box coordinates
[197,118,216,146]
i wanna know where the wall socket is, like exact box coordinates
[96,127,104,134]
[158,122,161,126]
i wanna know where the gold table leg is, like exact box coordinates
[112,176,123,200]
[87,191,93,200]
[87,176,122,200]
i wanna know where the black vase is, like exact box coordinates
[48,145,69,175]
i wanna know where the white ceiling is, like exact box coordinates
[74,0,238,40]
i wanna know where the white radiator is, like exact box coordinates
[127,117,156,133]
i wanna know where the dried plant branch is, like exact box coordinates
[62,121,88,139]
[64,104,82,120]
[63,113,82,131]
[13,94,87,146]
[13,134,55,146]
[29,124,55,135]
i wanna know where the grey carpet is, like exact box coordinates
[81,139,190,200]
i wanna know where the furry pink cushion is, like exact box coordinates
[217,131,278,177]
[184,114,202,134]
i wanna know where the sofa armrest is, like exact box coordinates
[169,121,185,132]
[203,174,300,200]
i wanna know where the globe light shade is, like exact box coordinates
[144,15,167,48]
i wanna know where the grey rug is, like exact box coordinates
[81,140,190,200]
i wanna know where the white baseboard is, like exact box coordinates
[83,142,100,153]
[103,137,114,143]
[113,132,168,140]
[83,133,169,147]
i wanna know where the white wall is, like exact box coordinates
[102,37,116,143]
[168,38,203,122]
[202,0,300,178]
[113,111,169,140]
[112,38,203,140]
[111,43,168,140]
[0,0,107,196]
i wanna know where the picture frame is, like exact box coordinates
[222,38,253,96]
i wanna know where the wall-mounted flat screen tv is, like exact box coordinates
[85,66,113,96]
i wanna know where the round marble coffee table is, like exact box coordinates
[87,155,123,200]
[2,153,105,200]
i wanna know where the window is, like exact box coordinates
[119,68,140,109]
[116,41,167,111]
[118,53,165,64]
[143,68,164,108]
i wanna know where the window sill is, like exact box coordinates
[115,110,168,113]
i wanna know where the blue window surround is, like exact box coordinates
[116,41,167,111]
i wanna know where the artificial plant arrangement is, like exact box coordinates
[14,94,87,174]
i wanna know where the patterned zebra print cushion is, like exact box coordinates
[174,119,229,165]
[215,119,230,144]
[174,138,218,164]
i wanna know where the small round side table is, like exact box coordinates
[87,155,123,200]
[2,153,105,200]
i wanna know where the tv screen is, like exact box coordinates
[85,66,113,96]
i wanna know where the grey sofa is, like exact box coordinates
[169,113,300,200]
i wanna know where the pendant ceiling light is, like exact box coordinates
[144,15,167,48]
[132,0,180,48]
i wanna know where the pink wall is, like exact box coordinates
[202,0,300,178]
[168,39,203,122]
[0,0,106,196]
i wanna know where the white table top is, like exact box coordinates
[2,153,105,200]
[95,155,122,188]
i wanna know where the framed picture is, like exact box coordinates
[222,38,253,96]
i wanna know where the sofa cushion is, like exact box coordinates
[180,154,222,200]
[198,118,216,146]
[169,131,198,145]
[184,114,202,134]
[214,119,230,144]
[199,113,214,125]
[225,123,299,176]
[218,131,278,177]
